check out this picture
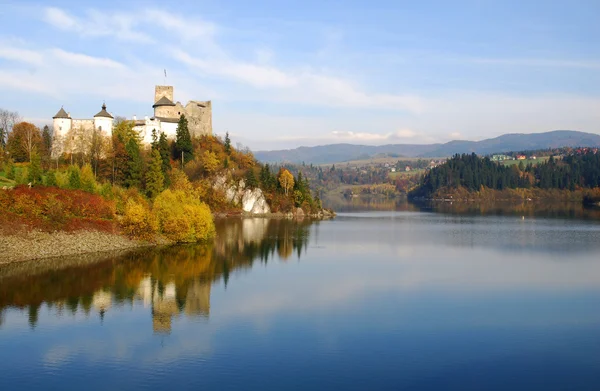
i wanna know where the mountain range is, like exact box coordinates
[254,130,600,164]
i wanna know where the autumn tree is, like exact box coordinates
[146,149,165,198]
[202,150,219,174]
[278,168,294,196]
[7,122,41,162]
[89,127,106,176]
[80,164,96,192]
[174,114,193,165]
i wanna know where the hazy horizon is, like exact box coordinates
[1,0,600,150]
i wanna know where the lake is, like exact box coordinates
[2,206,600,390]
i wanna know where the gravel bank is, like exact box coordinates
[0,230,153,264]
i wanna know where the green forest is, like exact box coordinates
[411,152,600,199]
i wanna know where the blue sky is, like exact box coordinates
[1,0,599,150]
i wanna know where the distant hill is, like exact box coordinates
[255,130,600,164]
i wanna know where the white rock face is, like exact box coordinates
[242,188,271,214]
[214,174,271,214]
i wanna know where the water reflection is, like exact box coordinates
[0,218,313,332]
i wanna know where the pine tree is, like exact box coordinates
[125,138,143,188]
[42,125,52,165]
[146,149,165,198]
[158,132,171,186]
[69,165,81,189]
[151,128,158,150]
[46,170,57,187]
[245,168,258,188]
[174,114,194,164]
[224,131,231,155]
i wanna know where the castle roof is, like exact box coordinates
[94,103,113,119]
[153,96,176,108]
[53,107,70,119]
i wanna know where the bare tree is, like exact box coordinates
[0,108,21,147]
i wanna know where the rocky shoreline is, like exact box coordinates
[0,230,153,265]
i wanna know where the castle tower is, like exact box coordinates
[153,85,176,118]
[52,107,71,158]
[93,103,114,134]
[52,107,72,139]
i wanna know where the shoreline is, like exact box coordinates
[0,212,336,266]
[0,230,155,266]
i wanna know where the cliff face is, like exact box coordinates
[213,175,271,215]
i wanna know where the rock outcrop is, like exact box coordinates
[214,175,271,215]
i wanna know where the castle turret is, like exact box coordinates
[93,103,114,135]
[52,107,71,138]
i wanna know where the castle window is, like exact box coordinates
[98,126,102,131]
[178,112,180,115]
[59,126,62,131]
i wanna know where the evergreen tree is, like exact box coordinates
[224,131,231,155]
[146,149,165,198]
[125,138,143,188]
[69,165,81,189]
[158,132,171,186]
[46,170,57,187]
[41,125,52,167]
[151,128,158,150]
[174,114,194,164]
[245,168,258,188]
[28,149,42,185]
[5,158,15,180]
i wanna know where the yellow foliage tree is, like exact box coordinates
[153,189,215,243]
[202,150,219,174]
[278,168,294,196]
[121,199,158,241]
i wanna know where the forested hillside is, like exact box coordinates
[410,151,600,199]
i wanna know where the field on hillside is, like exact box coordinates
[499,157,549,166]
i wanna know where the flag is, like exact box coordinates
[164,69,167,78]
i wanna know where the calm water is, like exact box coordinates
[2,208,600,390]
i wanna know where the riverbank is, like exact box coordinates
[0,230,154,265]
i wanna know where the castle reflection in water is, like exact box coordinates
[0,218,314,333]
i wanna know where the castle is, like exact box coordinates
[52,85,212,157]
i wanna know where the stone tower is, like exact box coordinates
[153,86,176,118]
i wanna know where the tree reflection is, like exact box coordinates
[0,218,313,332]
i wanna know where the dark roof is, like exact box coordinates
[94,103,113,119]
[153,96,176,108]
[153,116,179,123]
[53,107,70,119]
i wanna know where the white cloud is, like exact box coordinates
[50,49,126,69]
[43,7,153,43]
[0,45,44,66]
